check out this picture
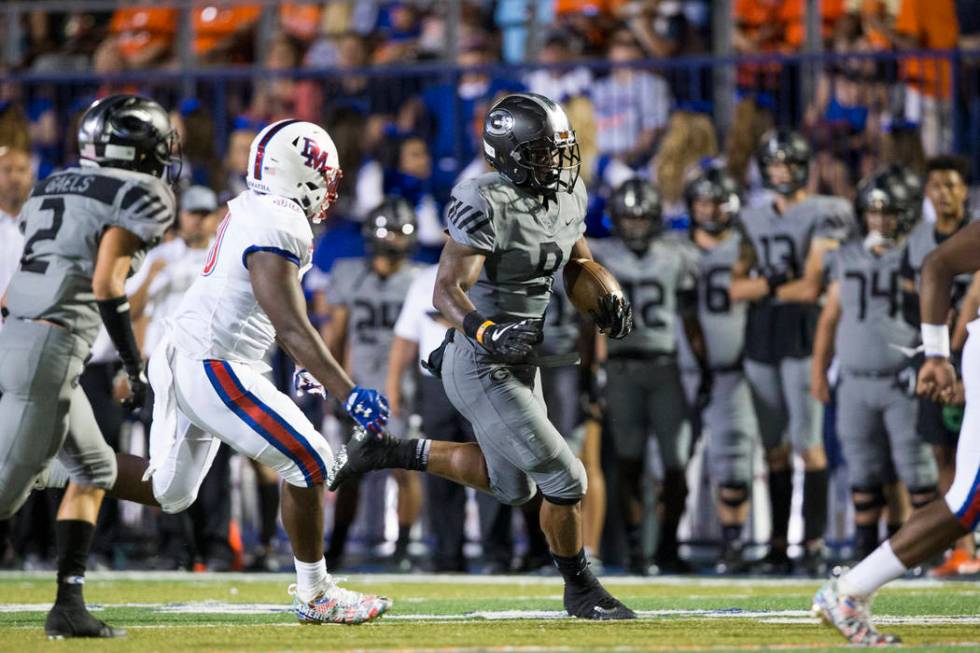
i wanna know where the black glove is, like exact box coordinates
[594,293,633,339]
[480,318,543,361]
[762,265,792,296]
[122,369,148,413]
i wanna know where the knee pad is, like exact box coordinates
[152,472,200,514]
[851,485,886,513]
[719,482,749,508]
[542,459,587,505]
[908,485,939,509]
[491,479,537,507]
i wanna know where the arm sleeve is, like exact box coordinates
[445,180,496,252]
[114,177,177,244]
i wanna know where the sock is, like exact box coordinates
[803,469,829,543]
[551,549,596,587]
[768,469,792,548]
[656,470,687,563]
[722,524,742,544]
[854,524,880,560]
[388,439,431,471]
[839,540,907,598]
[395,524,411,556]
[257,483,280,547]
[55,520,95,608]
[294,557,329,603]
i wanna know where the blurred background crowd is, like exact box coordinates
[0,0,979,576]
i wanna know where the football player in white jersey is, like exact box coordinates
[87,119,394,624]
[814,220,980,645]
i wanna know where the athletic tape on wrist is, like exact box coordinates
[921,323,950,358]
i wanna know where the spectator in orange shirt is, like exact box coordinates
[194,4,262,65]
[280,3,322,43]
[109,4,178,69]
[865,0,959,154]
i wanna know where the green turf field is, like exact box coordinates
[0,572,976,652]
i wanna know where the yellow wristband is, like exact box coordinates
[475,320,495,345]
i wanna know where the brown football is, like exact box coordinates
[563,258,624,316]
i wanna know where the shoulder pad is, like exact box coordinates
[116,176,176,244]
[446,177,495,252]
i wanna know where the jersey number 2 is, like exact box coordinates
[20,198,65,274]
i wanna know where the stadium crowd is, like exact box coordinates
[0,0,979,577]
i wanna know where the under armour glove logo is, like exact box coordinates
[480,318,543,361]
[345,386,390,433]
[293,368,326,399]
[594,294,633,339]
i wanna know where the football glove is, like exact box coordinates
[479,318,543,361]
[594,293,633,339]
[345,386,390,433]
[293,368,326,399]
[122,370,148,413]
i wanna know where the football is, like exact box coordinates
[563,258,624,316]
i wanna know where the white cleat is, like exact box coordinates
[812,579,901,647]
[288,581,392,625]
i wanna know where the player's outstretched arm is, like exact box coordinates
[94,226,147,408]
[249,250,355,401]
[917,222,980,402]
[811,281,842,404]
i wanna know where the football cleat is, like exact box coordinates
[327,427,399,491]
[288,582,392,625]
[812,579,901,646]
[45,604,126,639]
[563,577,636,621]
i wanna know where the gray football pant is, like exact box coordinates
[704,370,758,486]
[0,320,117,520]
[605,357,691,469]
[539,365,585,455]
[441,339,586,505]
[744,357,822,453]
[836,373,938,491]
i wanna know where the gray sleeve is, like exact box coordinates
[445,179,495,252]
[815,198,855,242]
[823,249,840,282]
[114,177,176,244]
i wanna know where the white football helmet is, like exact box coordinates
[246,119,342,223]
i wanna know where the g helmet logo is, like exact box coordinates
[301,137,331,174]
[486,109,515,137]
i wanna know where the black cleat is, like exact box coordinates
[45,603,126,639]
[564,578,637,620]
[758,548,793,576]
[716,542,751,575]
[327,427,397,491]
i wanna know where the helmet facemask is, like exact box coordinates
[513,130,581,195]
[613,210,659,252]
[306,166,342,224]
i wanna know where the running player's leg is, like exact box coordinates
[646,359,693,572]
[835,375,888,561]
[744,359,792,568]
[781,356,828,568]
[706,371,756,572]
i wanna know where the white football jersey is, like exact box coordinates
[170,190,313,367]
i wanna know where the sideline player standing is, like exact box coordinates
[322,197,422,570]
[330,92,637,619]
[811,172,938,563]
[814,217,980,646]
[0,95,177,638]
[590,178,705,575]
[730,129,854,574]
[685,165,759,573]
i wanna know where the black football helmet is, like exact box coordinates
[756,129,811,196]
[78,94,180,181]
[482,92,581,195]
[608,178,663,252]
[877,163,923,225]
[363,196,418,257]
[855,171,916,243]
[684,164,742,235]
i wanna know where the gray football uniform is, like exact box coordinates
[738,195,853,453]
[902,220,973,306]
[440,172,587,505]
[539,285,584,454]
[327,258,420,393]
[589,235,697,468]
[695,233,758,488]
[828,242,937,491]
[0,167,175,518]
